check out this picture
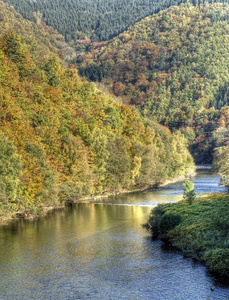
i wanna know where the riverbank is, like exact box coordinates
[144,193,229,278]
[0,168,195,225]
[156,169,196,188]
[0,204,65,225]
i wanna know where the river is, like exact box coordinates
[0,170,229,299]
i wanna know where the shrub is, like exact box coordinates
[159,213,182,236]
[204,248,229,277]
[142,204,165,237]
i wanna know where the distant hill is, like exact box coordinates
[0,1,193,220]
[2,0,227,42]
[78,3,229,162]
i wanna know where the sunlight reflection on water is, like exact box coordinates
[0,170,228,299]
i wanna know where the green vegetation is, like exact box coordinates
[3,0,224,43]
[0,134,22,213]
[144,194,229,277]
[0,1,75,61]
[78,3,229,163]
[1,0,182,42]
[183,179,196,205]
[0,1,194,222]
[213,127,229,189]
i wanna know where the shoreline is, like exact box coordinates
[156,170,196,188]
[0,167,196,226]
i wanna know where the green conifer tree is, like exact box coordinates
[183,179,196,205]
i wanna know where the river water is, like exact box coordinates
[0,170,229,299]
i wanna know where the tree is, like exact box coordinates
[0,133,22,205]
[213,142,229,191]
[183,179,196,205]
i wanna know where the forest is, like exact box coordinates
[1,0,229,42]
[78,3,229,163]
[0,1,194,222]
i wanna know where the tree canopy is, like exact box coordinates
[2,0,229,42]
[0,1,194,219]
[78,3,229,163]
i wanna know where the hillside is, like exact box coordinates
[1,0,184,42]
[78,3,229,162]
[0,2,194,222]
[0,1,76,62]
[3,0,228,42]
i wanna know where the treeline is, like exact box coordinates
[0,2,194,221]
[78,3,229,163]
[2,0,229,42]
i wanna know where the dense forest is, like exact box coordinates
[78,3,229,163]
[0,1,76,61]
[3,1,229,164]
[0,1,194,222]
[1,0,229,42]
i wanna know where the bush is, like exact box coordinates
[159,213,182,236]
[204,248,229,277]
[142,204,165,237]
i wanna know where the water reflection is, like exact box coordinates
[0,171,229,299]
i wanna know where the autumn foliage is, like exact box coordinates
[0,2,194,219]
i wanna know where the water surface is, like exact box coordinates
[0,170,228,299]
[93,169,227,206]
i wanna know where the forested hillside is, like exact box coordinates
[0,1,76,61]
[78,3,229,162]
[0,1,193,221]
[2,0,228,42]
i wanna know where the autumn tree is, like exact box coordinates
[0,133,22,207]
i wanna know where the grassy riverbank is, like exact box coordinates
[144,194,229,278]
